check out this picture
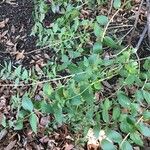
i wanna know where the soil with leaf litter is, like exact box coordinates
[0,0,52,68]
[0,0,150,150]
[0,0,67,149]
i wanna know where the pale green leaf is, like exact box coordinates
[101,139,116,150]
[117,92,130,108]
[93,42,103,54]
[107,130,122,143]
[113,0,121,9]
[103,36,117,48]
[130,132,143,146]
[29,113,38,133]
[22,95,33,112]
[96,15,108,26]
[139,123,150,137]
[43,83,53,96]
[120,141,133,150]
[94,23,103,37]
[142,90,150,104]
[112,106,120,120]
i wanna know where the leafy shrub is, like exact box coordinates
[1,0,150,149]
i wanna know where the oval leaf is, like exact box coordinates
[101,139,116,150]
[117,92,130,108]
[22,95,33,112]
[96,15,108,26]
[130,132,143,146]
[113,0,121,9]
[93,42,103,54]
[120,141,133,150]
[29,113,38,133]
[107,130,122,143]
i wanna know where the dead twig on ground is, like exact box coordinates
[134,25,148,51]
[133,25,148,74]
[108,0,114,15]
[146,0,150,43]
[128,0,144,45]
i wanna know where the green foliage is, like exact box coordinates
[29,113,38,133]
[113,0,121,9]
[101,139,116,150]
[121,141,133,150]
[96,15,108,26]
[22,94,34,112]
[0,0,150,149]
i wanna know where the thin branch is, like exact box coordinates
[108,0,114,15]
[128,0,144,45]
[146,0,150,43]
[134,25,148,51]
[0,71,85,87]
[24,35,84,55]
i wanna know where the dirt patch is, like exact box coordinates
[0,0,53,68]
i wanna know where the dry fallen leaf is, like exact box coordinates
[0,129,8,140]
[40,116,50,126]
[0,18,9,29]
[6,40,14,46]
[0,112,4,125]
[16,50,25,60]
[64,143,74,150]
[4,140,16,150]
[86,128,113,150]
[0,20,6,28]
[86,128,100,150]
[5,0,17,5]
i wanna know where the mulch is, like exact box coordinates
[0,0,150,150]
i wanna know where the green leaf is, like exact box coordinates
[94,82,102,90]
[93,125,100,138]
[84,57,89,67]
[120,141,133,150]
[112,106,120,120]
[130,132,143,146]
[101,139,116,150]
[139,123,150,137]
[1,115,6,127]
[15,66,22,77]
[41,101,52,113]
[54,107,63,124]
[142,90,150,104]
[125,74,136,85]
[143,111,150,120]
[29,113,38,133]
[120,120,135,133]
[14,120,23,130]
[102,108,109,123]
[103,99,111,110]
[70,96,82,106]
[117,92,130,108]
[81,87,94,105]
[107,130,122,143]
[22,95,33,112]
[96,15,108,26]
[93,42,103,54]
[62,55,69,63]
[43,83,53,96]
[103,36,117,48]
[53,23,58,33]
[22,69,28,80]
[113,0,121,9]
[126,116,136,126]
[134,90,144,102]
[94,22,103,37]
[144,83,150,90]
